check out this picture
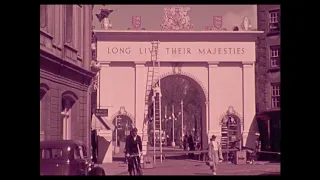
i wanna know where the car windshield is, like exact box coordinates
[40,148,63,159]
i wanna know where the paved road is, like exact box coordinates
[141,159,280,175]
[100,159,280,176]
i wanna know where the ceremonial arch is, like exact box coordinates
[94,30,262,162]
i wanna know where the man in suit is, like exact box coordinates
[124,128,142,175]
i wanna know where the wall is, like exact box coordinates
[211,63,243,131]
[98,62,208,124]
[98,63,136,121]
[40,68,89,142]
[40,5,92,71]
[40,5,96,149]
[97,41,255,63]
[256,5,280,112]
[93,5,257,31]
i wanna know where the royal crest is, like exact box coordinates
[213,16,223,29]
[161,5,193,31]
[132,16,142,29]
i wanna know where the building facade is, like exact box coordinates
[255,5,280,153]
[40,5,99,152]
[92,5,262,163]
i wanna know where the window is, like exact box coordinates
[40,149,63,159]
[61,98,73,140]
[270,46,280,68]
[76,5,83,57]
[271,84,280,109]
[269,10,280,33]
[66,5,73,43]
[40,5,47,28]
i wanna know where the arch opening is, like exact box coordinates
[112,115,134,153]
[220,115,242,150]
[147,74,207,149]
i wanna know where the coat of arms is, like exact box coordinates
[161,5,193,31]
[213,16,223,30]
[132,16,142,29]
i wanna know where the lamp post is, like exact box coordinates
[181,100,184,141]
[171,104,175,147]
[170,104,182,148]
[114,116,121,154]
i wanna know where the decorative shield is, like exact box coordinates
[132,16,141,29]
[213,16,223,29]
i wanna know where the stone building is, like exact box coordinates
[40,5,100,152]
[255,5,280,153]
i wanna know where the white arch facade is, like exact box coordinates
[94,30,262,162]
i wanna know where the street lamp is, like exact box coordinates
[170,104,183,148]
[181,100,184,142]
[114,116,121,154]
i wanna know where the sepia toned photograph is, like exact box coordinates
[40,4,280,176]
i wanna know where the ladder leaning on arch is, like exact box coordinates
[141,40,163,166]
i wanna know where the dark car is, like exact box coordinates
[40,140,93,175]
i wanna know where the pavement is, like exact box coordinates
[97,158,280,176]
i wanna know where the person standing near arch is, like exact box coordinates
[207,135,223,175]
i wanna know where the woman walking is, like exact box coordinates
[208,135,223,175]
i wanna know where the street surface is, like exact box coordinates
[99,158,280,176]
[108,146,280,175]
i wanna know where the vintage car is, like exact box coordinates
[40,140,93,175]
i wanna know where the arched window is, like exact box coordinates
[40,84,49,141]
[61,97,75,140]
[40,5,47,28]
[65,5,73,43]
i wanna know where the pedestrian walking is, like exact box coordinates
[183,135,188,151]
[207,135,223,175]
[188,134,195,158]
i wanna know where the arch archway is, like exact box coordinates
[110,107,135,153]
[147,72,208,149]
[219,106,243,160]
[153,71,208,102]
